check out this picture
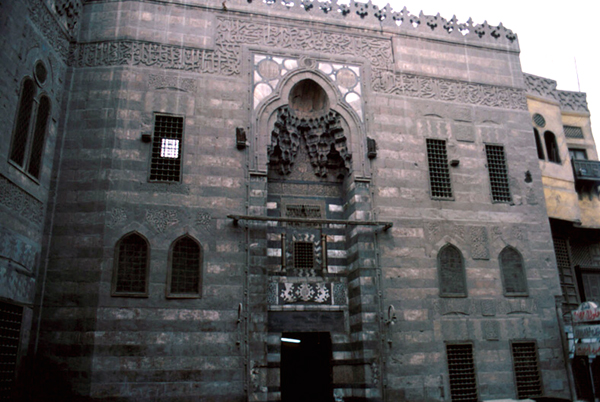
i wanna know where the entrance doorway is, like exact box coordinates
[280,332,333,402]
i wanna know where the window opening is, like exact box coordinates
[426,139,453,199]
[485,145,511,203]
[438,245,466,297]
[534,128,545,160]
[0,301,23,400]
[169,236,201,296]
[569,148,588,161]
[499,247,527,296]
[532,113,546,128]
[10,79,36,167]
[27,95,50,178]
[150,115,184,182]
[564,125,584,139]
[446,343,478,402]
[113,234,149,295]
[544,131,561,163]
[511,341,542,399]
[294,242,314,269]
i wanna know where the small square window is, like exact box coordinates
[160,138,180,158]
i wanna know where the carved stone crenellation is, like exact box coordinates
[373,70,528,110]
[269,106,351,177]
[236,1,518,46]
[0,175,44,226]
[524,73,589,113]
[55,0,82,31]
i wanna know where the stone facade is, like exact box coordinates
[0,0,582,401]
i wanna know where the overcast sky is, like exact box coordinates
[369,0,600,153]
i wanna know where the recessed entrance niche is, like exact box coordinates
[289,79,330,119]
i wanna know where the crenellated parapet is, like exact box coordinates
[224,0,519,49]
[524,73,589,113]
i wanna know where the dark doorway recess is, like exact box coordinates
[281,332,333,402]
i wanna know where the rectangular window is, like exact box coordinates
[426,139,452,199]
[511,341,542,399]
[569,148,588,160]
[149,115,184,182]
[485,145,511,203]
[0,301,23,399]
[564,125,584,139]
[446,343,478,402]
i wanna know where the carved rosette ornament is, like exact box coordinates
[268,106,351,178]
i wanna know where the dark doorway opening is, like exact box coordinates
[281,332,333,402]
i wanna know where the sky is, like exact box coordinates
[368,0,600,153]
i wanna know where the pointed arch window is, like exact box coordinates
[499,247,528,296]
[112,233,150,296]
[438,244,467,297]
[9,76,51,180]
[544,131,561,164]
[533,128,545,160]
[167,235,202,298]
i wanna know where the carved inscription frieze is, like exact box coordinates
[217,17,393,70]
[0,175,44,226]
[373,70,528,110]
[71,41,240,75]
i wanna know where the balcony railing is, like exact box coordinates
[572,159,600,182]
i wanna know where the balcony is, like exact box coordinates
[572,159,600,198]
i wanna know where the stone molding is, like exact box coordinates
[0,175,44,227]
[373,70,528,110]
[524,73,589,113]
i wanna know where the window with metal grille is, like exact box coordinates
[149,115,184,182]
[113,233,149,296]
[0,301,22,400]
[553,238,580,313]
[168,236,202,297]
[485,145,511,203]
[499,247,528,296]
[564,125,584,139]
[446,343,478,402]
[438,244,467,297]
[532,113,546,128]
[534,128,545,160]
[9,78,51,180]
[426,139,452,199]
[294,242,314,269]
[511,341,542,399]
[544,131,561,164]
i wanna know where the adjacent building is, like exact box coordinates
[2,0,598,400]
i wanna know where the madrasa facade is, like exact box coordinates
[1,0,599,401]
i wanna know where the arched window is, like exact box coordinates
[167,235,202,297]
[9,75,52,179]
[533,128,544,160]
[438,244,467,297]
[544,131,561,163]
[499,247,528,296]
[112,233,149,296]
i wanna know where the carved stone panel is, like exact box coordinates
[469,227,490,260]
[0,175,44,226]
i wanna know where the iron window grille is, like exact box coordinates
[499,247,528,296]
[446,343,478,402]
[426,139,453,199]
[294,241,314,269]
[112,233,150,296]
[532,113,546,128]
[0,301,23,400]
[511,341,543,399]
[485,144,511,203]
[9,77,51,180]
[149,114,184,182]
[438,244,467,297]
[168,236,202,298]
[564,125,584,139]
